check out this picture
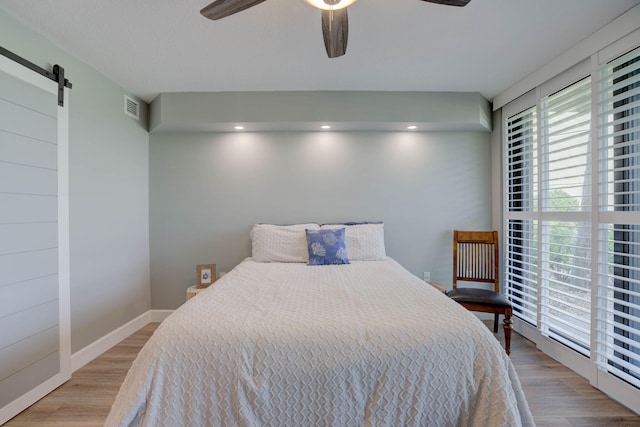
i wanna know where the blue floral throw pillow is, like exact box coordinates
[305,228,350,266]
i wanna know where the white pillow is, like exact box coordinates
[251,223,320,263]
[321,223,386,261]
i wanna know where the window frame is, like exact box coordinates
[501,40,640,413]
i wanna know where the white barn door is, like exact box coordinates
[0,54,70,424]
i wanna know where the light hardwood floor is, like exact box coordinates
[4,322,640,426]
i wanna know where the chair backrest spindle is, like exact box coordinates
[452,230,499,292]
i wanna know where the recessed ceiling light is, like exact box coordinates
[234,126,245,130]
[321,125,331,129]
[407,125,417,130]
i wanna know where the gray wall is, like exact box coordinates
[150,130,492,309]
[0,8,151,352]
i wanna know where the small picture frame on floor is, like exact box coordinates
[196,264,216,288]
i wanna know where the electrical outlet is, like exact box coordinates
[423,272,431,282]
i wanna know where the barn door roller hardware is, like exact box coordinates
[0,45,73,107]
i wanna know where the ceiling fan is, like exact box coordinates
[200,0,471,58]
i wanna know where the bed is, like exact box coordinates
[106,223,534,427]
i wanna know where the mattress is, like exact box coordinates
[106,258,534,427]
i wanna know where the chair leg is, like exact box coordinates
[493,313,499,333]
[503,312,512,355]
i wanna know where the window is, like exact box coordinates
[505,107,538,326]
[505,77,593,354]
[596,47,640,387]
[539,77,592,356]
[503,45,640,405]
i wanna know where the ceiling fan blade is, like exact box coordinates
[200,0,267,20]
[322,8,349,59]
[421,0,471,6]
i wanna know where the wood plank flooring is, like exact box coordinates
[4,321,640,426]
[497,324,640,427]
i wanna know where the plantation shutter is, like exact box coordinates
[505,106,539,325]
[539,77,593,356]
[596,46,640,387]
[502,36,640,412]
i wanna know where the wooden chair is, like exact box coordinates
[445,230,513,355]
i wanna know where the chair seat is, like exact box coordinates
[446,287,511,308]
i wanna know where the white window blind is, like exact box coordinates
[505,219,538,325]
[539,220,592,355]
[504,105,539,326]
[541,77,592,212]
[503,39,640,414]
[596,47,640,388]
[538,78,593,356]
[506,107,538,212]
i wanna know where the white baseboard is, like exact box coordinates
[150,309,173,323]
[70,309,175,372]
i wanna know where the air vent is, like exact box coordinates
[124,95,140,120]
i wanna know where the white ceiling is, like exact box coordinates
[1,0,639,103]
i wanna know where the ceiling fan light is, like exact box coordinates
[303,0,358,11]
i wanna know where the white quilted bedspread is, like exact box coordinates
[106,258,534,427]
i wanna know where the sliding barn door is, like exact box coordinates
[0,55,70,424]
